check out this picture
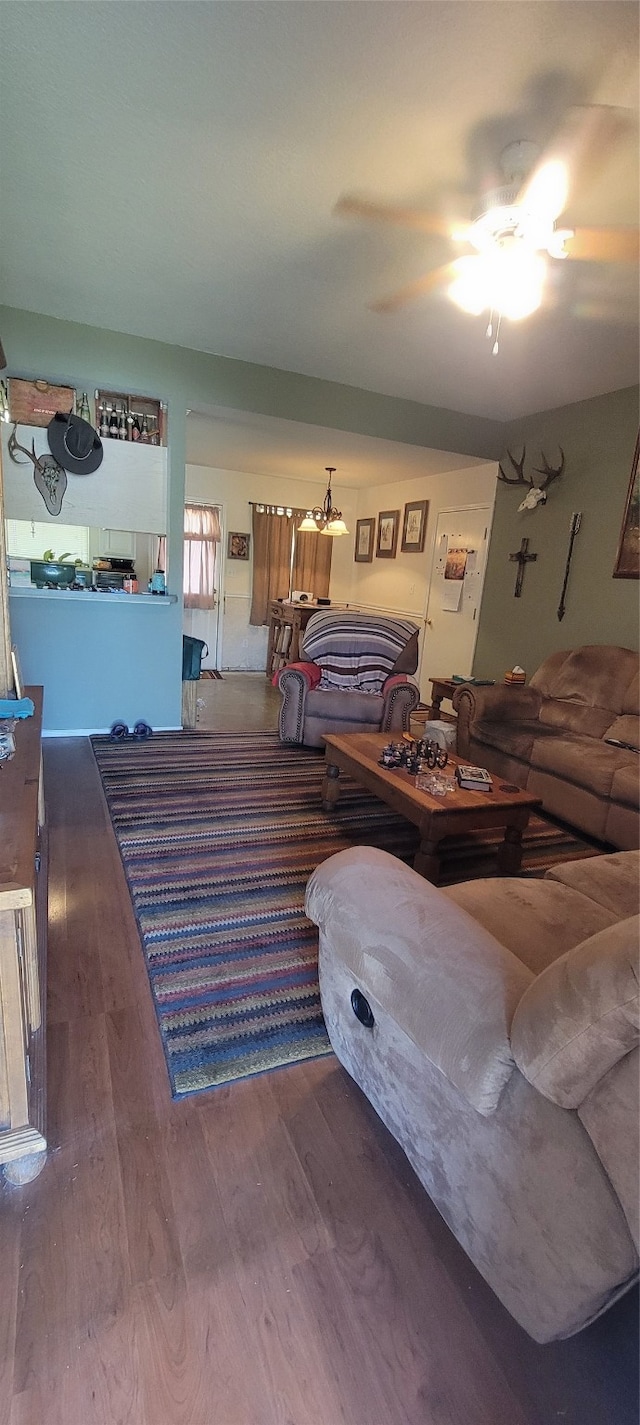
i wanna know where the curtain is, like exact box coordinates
[183,504,221,609]
[291,523,332,600]
[249,506,297,626]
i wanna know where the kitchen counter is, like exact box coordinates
[10,587,177,605]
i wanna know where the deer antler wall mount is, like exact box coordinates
[8,424,68,516]
[498,446,565,511]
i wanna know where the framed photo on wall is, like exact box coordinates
[613,432,639,579]
[227,531,250,560]
[354,517,375,562]
[401,499,428,553]
[376,509,400,559]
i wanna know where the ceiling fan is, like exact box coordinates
[335,105,639,352]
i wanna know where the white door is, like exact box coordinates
[420,505,493,709]
[182,504,223,670]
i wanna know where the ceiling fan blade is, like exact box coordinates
[565,226,639,263]
[370,262,458,314]
[518,105,633,222]
[334,194,454,239]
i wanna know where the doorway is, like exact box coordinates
[421,505,493,708]
[182,502,223,671]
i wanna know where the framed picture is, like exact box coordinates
[376,509,400,559]
[401,499,428,553]
[613,432,639,579]
[354,517,375,563]
[227,531,250,560]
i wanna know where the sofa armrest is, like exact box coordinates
[380,676,420,731]
[306,846,533,1115]
[276,665,315,742]
[511,915,639,1109]
[273,661,321,690]
[454,683,542,757]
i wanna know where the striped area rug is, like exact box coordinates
[92,729,599,1099]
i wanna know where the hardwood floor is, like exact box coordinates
[1,690,637,1423]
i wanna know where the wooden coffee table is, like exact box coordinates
[321,731,541,885]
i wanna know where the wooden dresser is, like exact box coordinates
[0,686,48,1183]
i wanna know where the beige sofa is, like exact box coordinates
[306,846,639,1343]
[453,645,639,849]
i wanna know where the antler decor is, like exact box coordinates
[8,424,68,515]
[498,446,565,511]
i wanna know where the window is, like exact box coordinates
[183,504,221,609]
[5,519,90,564]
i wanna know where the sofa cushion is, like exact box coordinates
[511,916,640,1108]
[531,645,639,717]
[529,734,629,799]
[537,698,612,738]
[471,717,540,761]
[545,849,640,918]
[609,763,640,812]
[444,876,617,975]
[604,715,640,751]
[305,687,384,722]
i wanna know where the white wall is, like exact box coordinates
[185,460,496,679]
[351,463,498,699]
[185,464,357,669]
[2,425,167,534]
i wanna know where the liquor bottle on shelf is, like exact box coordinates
[118,407,127,439]
[77,391,91,423]
[99,403,109,438]
[131,412,141,442]
[108,405,119,439]
[148,416,159,446]
[140,413,150,444]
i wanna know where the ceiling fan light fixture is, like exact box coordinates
[449,249,546,321]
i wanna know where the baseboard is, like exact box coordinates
[42,725,183,738]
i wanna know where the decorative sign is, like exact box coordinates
[8,379,75,428]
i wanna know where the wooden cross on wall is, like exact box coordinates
[509,537,537,598]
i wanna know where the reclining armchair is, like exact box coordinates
[274,610,420,747]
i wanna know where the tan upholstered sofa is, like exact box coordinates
[306,846,639,1343]
[454,645,639,849]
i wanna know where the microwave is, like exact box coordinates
[93,570,126,590]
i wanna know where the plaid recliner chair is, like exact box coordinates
[274,611,420,747]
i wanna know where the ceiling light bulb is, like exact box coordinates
[494,251,546,320]
[320,518,349,537]
[449,251,545,321]
[298,514,320,532]
[448,256,488,314]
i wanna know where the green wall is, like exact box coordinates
[473,385,639,680]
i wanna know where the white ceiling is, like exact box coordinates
[186,404,488,485]
[0,1,638,423]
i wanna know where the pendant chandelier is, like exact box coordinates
[298,467,349,536]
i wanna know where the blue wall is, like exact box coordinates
[11,594,178,733]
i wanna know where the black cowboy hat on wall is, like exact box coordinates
[47,410,103,475]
